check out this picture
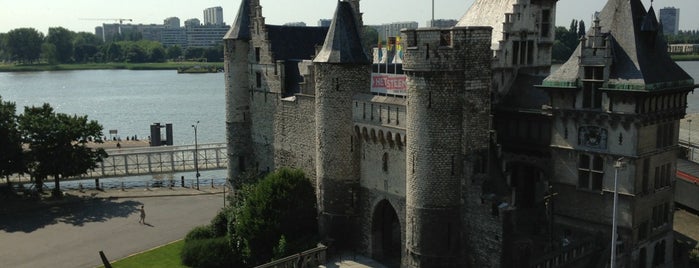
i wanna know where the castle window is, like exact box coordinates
[654,163,672,189]
[255,47,261,63]
[651,203,669,229]
[655,122,674,148]
[439,30,451,46]
[581,82,603,109]
[578,154,604,191]
[256,72,262,88]
[382,153,389,172]
[527,40,534,65]
[638,221,649,241]
[642,159,650,194]
[512,41,520,65]
[541,10,551,38]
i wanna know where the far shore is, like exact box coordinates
[0,61,224,72]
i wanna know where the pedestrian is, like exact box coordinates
[139,205,146,224]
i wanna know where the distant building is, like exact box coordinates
[283,22,307,27]
[318,19,332,27]
[203,6,224,26]
[660,7,680,35]
[161,28,187,47]
[185,18,201,28]
[375,21,418,40]
[164,17,180,29]
[426,19,458,28]
[186,25,230,48]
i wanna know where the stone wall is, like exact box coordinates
[403,26,492,267]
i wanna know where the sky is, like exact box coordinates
[1,0,698,35]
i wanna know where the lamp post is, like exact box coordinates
[192,121,200,190]
[611,157,625,268]
[689,119,693,161]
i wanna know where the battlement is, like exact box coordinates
[402,27,492,72]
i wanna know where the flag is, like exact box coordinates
[377,40,383,64]
[396,36,403,60]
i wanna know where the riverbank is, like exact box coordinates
[0,61,224,72]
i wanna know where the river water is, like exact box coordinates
[0,62,698,189]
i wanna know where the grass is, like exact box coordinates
[101,239,188,268]
[0,61,224,72]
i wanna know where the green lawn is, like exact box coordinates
[102,240,188,268]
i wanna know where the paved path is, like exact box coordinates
[0,189,225,268]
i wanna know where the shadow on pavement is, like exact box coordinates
[0,198,142,233]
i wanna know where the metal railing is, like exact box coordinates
[254,244,327,268]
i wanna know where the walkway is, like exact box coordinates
[0,187,225,268]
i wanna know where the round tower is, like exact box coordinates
[313,0,371,249]
[224,0,253,181]
[402,27,492,267]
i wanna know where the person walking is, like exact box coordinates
[138,205,146,224]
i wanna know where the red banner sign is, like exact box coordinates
[371,74,407,96]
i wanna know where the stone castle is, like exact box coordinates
[223,0,695,267]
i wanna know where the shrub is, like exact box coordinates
[185,225,214,242]
[211,209,230,237]
[234,168,318,265]
[181,236,242,268]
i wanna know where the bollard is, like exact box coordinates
[181,176,185,188]
[100,182,104,191]
[169,179,173,189]
[79,183,84,192]
[121,182,124,191]
[146,181,150,191]
[211,179,214,188]
[95,178,100,190]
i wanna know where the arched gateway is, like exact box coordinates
[372,199,401,267]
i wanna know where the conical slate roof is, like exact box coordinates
[314,1,369,64]
[545,0,693,91]
[224,0,251,40]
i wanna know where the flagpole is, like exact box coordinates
[432,0,435,27]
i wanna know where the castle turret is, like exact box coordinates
[313,0,371,249]
[224,0,253,181]
[402,27,492,267]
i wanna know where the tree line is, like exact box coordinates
[666,30,699,45]
[0,27,223,64]
[0,96,106,197]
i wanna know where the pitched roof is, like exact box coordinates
[313,1,369,64]
[545,0,693,91]
[457,0,517,50]
[224,0,250,40]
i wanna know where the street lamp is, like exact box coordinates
[611,157,625,268]
[192,121,200,190]
[689,119,693,161]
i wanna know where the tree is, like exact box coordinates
[185,47,205,61]
[125,45,147,63]
[234,168,317,265]
[578,20,587,38]
[41,43,58,65]
[0,33,9,62]
[104,42,123,62]
[73,32,102,63]
[18,104,107,196]
[362,26,379,56]
[6,28,44,63]
[149,46,166,62]
[203,45,223,62]
[46,27,75,63]
[569,19,578,34]
[166,45,182,60]
[0,96,25,184]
